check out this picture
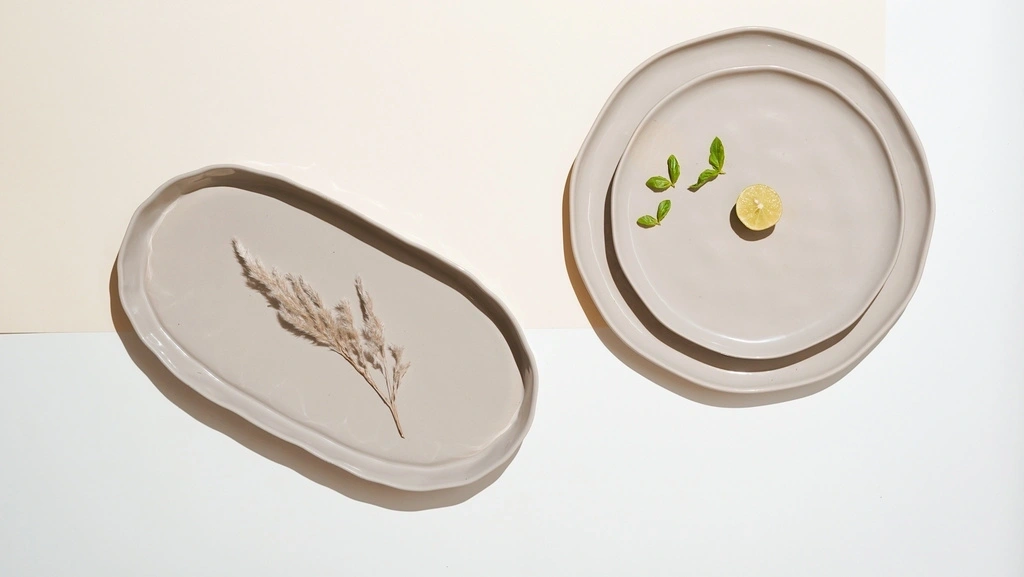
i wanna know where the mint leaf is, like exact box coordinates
[646,176,672,192]
[667,155,680,185]
[709,137,725,171]
[636,215,660,228]
[687,169,719,192]
[656,199,671,222]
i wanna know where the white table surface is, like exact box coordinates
[2,1,1023,575]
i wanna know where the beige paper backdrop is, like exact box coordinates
[0,0,884,332]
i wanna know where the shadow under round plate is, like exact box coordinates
[568,27,934,394]
[117,165,537,491]
[610,66,904,360]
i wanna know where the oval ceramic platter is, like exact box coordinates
[569,27,934,393]
[118,165,537,491]
[609,66,904,360]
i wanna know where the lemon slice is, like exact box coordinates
[736,184,783,231]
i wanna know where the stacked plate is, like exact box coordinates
[569,28,934,393]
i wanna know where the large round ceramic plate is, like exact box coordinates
[569,28,934,393]
[610,66,904,359]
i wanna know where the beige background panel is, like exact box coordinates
[0,0,884,332]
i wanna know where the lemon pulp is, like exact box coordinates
[736,184,783,231]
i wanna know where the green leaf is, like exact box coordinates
[656,199,671,222]
[667,155,680,184]
[645,176,672,192]
[687,168,719,192]
[709,137,725,171]
[636,215,660,228]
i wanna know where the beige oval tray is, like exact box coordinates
[118,165,537,491]
[569,27,934,393]
[609,66,904,360]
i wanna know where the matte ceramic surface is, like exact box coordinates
[610,66,904,359]
[569,27,934,393]
[118,166,537,491]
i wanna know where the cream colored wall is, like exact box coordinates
[0,1,884,332]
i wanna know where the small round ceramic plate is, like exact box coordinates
[610,66,904,359]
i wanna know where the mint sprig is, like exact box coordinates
[646,154,681,192]
[688,137,726,192]
[637,199,672,228]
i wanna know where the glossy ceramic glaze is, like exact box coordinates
[569,27,934,393]
[118,166,537,490]
[610,66,903,359]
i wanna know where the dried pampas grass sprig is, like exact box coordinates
[232,239,411,438]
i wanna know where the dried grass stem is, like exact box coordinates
[233,239,411,438]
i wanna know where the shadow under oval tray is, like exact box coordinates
[117,165,537,492]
